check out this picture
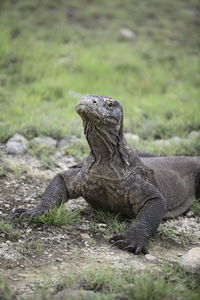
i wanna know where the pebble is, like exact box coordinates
[185,210,195,218]
[124,133,140,142]
[6,133,28,155]
[97,223,107,229]
[180,247,200,274]
[58,136,80,148]
[119,28,136,40]
[145,254,158,262]
[31,136,57,148]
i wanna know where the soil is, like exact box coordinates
[0,149,199,298]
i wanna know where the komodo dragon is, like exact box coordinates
[12,95,200,254]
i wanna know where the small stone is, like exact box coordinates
[97,223,107,229]
[124,133,140,142]
[6,133,28,155]
[188,131,200,139]
[180,247,200,274]
[185,210,195,218]
[58,136,80,148]
[145,254,157,262]
[119,28,136,40]
[31,137,57,148]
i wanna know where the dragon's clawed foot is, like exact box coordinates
[109,230,149,255]
[11,208,43,220]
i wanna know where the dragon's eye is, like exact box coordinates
[106,100,114,108]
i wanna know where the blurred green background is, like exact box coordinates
[0,0,199,155]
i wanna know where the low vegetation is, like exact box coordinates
[0,276,16,300]
[32,205,80,227]
[191,201,200,216]
[0,220,19,239]
[88,208,128,234]
[157,222,195,247]
[16,238,44,256]
[28,142,56,169]
[34,263,199,300]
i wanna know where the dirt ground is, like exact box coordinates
[0,150,199,299]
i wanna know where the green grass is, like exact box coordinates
[51,263,200,300]
[191,201,200,216]
[28,142,56,169]
[16,238,44,257]
[32,205,80,227]
[0,160,10,177]
[157,222,195,247]
[0,159,27,177]
[63,139,89,159]
[0,276,15,300]
[0,220,19,239]
[134,134,200,156]
[86,208,128,234]
[0,0,199,154]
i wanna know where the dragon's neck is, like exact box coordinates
[84,121,142,179]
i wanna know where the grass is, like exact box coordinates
[32,204,80,227]
[0,160,10,177]
[191,201,200,216]
[0,220,19,239]
[0,0,199,155]
[50,263,200,300]
[87,208,128,234]
[0,159,27,177]
[16,238,44,256]
[28,141,56,169]
[63,139,89,159]
[157,221,195,247]
[0,276,16,300]
[134,134,200,156]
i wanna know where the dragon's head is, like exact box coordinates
[76,95,123,130]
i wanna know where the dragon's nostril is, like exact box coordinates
[93,99,97,104]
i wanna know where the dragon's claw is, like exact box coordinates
[109,230,149,255]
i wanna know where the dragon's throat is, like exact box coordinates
[85,127,129,179]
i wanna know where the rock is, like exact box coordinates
[6,133,28,155]
[97,223,107,229]
[31,137,57,148]
[119,28,136,40]
[53,289,98,300]
[185,210,195,218]
[54,156,78,169]
[145,254,158,262]
[58,136,80,148]
[180,247,200,274]
[188,131,200,139]
[124,133,140,142]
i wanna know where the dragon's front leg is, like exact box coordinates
[11,171,75,220]
[110,187,166,254]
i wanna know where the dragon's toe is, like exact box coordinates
[109,230,149,255]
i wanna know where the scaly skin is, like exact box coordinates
[12,95,200,254]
